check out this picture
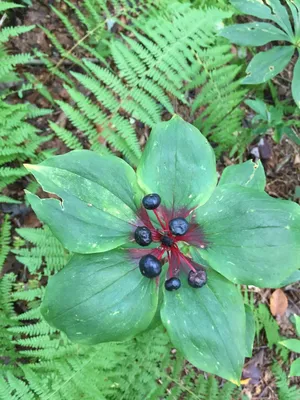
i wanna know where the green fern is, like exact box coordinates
[13,226,67,275]
[272,364,300,400]
[189,43,247,153]
[41,0,172,86]
[0,3,34,89]
[0,273,20,375]
[0,4,54,198]
[52,6,233,165]
[244,292,289,362]
[0,100,52,192]
[0,215,11,269]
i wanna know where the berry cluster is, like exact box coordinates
[135,194,207,291]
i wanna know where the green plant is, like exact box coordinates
[272,363,300,400]
[0,2,54,200]
[0,226,243,399]
[280,315,300,376]
[220,0,300,107]
[188,43,247,153]
[0,215,11,269]
[46,4,247,161]
[0,100,52,193]
[24,116,300,383]
[0,2,34,92]
[41,0,173,78]
[245,98,300,145]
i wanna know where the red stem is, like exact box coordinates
[153,209,167,230]
[167,251,172,277]
[173,245,196,272]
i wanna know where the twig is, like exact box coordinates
[26,58,99,66]
[0,13,7,28]
[40,22,106,85]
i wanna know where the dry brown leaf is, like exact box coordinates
[294,154,300,165]
[270,289,288,316]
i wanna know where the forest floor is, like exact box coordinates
[1,1,300,399]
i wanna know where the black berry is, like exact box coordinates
[142,193,161,210]
[134,226,152,246]
[169,217,189,236]
[165,277,181,291]
[188,270,207,288]
[161,235,174,247]
[139,254,162,278]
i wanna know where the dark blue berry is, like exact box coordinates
[142,193,161,210]
[165,277,181,291]
[134,226,152,246]
[161,235,174,247]
[139,254,162,278]
[169,217,189,236]
[188,270,207,288]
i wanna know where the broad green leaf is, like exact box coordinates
[137,116,217,212]
[290,358,300,377]
[190,246,210,268]
[283,126,300,145]
[266,0,294,39]
[160,269,246,383]
[280,339,300,353]
[245,99,269,120]
[292,57,300,108]
[219,160,266,191]
[277,270,300,287]
[229,0,276,20]
[242,46,294,85]
[25,151,142,253]
[195,185,300,287]
[245,304,255,357]
[230,0,293,39]
[41,250,158,344]
[287,0,300,38]
[220,22,289,46]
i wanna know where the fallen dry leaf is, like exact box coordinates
[270,289,288,317]
[242,349,264,385]
[294,154,300,165]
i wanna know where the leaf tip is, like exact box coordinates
[23,163,38,172]
[229,378,241,386]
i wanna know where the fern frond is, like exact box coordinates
[48,121,83,151]
[0,3,23,12]
[0,196,21,204]
[190,43,247,153]
[272,364,300,400]
[0,25,34,43]
[53,7,231,165]
[0,100,52,190]
[0,215,11,269]
[13,227,67,274]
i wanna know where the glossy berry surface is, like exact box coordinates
[165,277,181,291]
[139,254,162,278]
[134,226,152,246]
[188,270,207,288]
[169,217,189,236]
[142,193,161,210]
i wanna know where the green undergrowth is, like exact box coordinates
[0,227,243,399]
[0,225,298,399]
